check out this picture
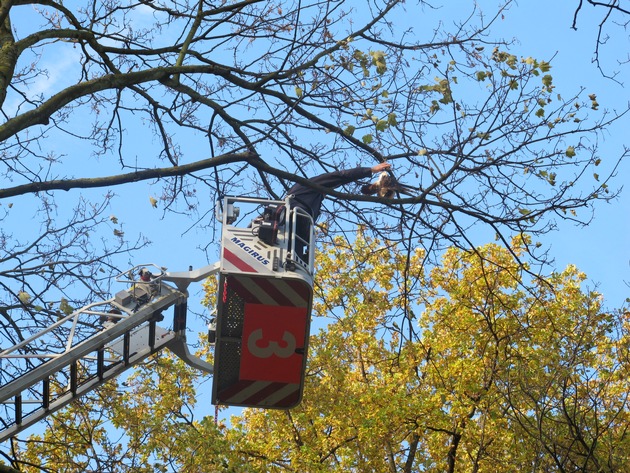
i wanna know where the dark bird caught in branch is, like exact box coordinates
[360,171,416,198]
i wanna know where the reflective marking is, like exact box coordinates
[223,248,257,273]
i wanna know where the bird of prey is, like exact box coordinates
[360,172,416,198]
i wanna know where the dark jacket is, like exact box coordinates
[287,167,372,221]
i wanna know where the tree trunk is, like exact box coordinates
[0,0,16,108]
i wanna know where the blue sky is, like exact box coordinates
[75,0,629,310]
[492,1,629,308]
[146,0,629,309]
[2,0,628,442]
[7,0,626,310]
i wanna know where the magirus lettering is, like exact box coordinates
[230,237,270,265]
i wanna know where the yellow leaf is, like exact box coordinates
[18,290,31,304]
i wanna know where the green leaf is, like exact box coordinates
[362,134,374,144]
[60,298,74,316]
[370,50,387,74]
[565,146,576,158]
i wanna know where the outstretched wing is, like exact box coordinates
[376,172,416,198]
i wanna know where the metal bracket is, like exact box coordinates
[162,261,221,292]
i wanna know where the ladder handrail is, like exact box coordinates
[0,323,179,443]
[0,261,223,442]
[0,288,183,404]
[0,300,116,358]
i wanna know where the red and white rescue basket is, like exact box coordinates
[212,196,315,409]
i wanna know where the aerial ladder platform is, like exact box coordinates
[0,196,315,442]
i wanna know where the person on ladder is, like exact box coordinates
[285,162,392,259]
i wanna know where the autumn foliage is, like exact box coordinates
[231,233,630,472]
[5,233,630,472]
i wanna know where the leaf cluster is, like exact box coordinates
[4,234,630,472]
